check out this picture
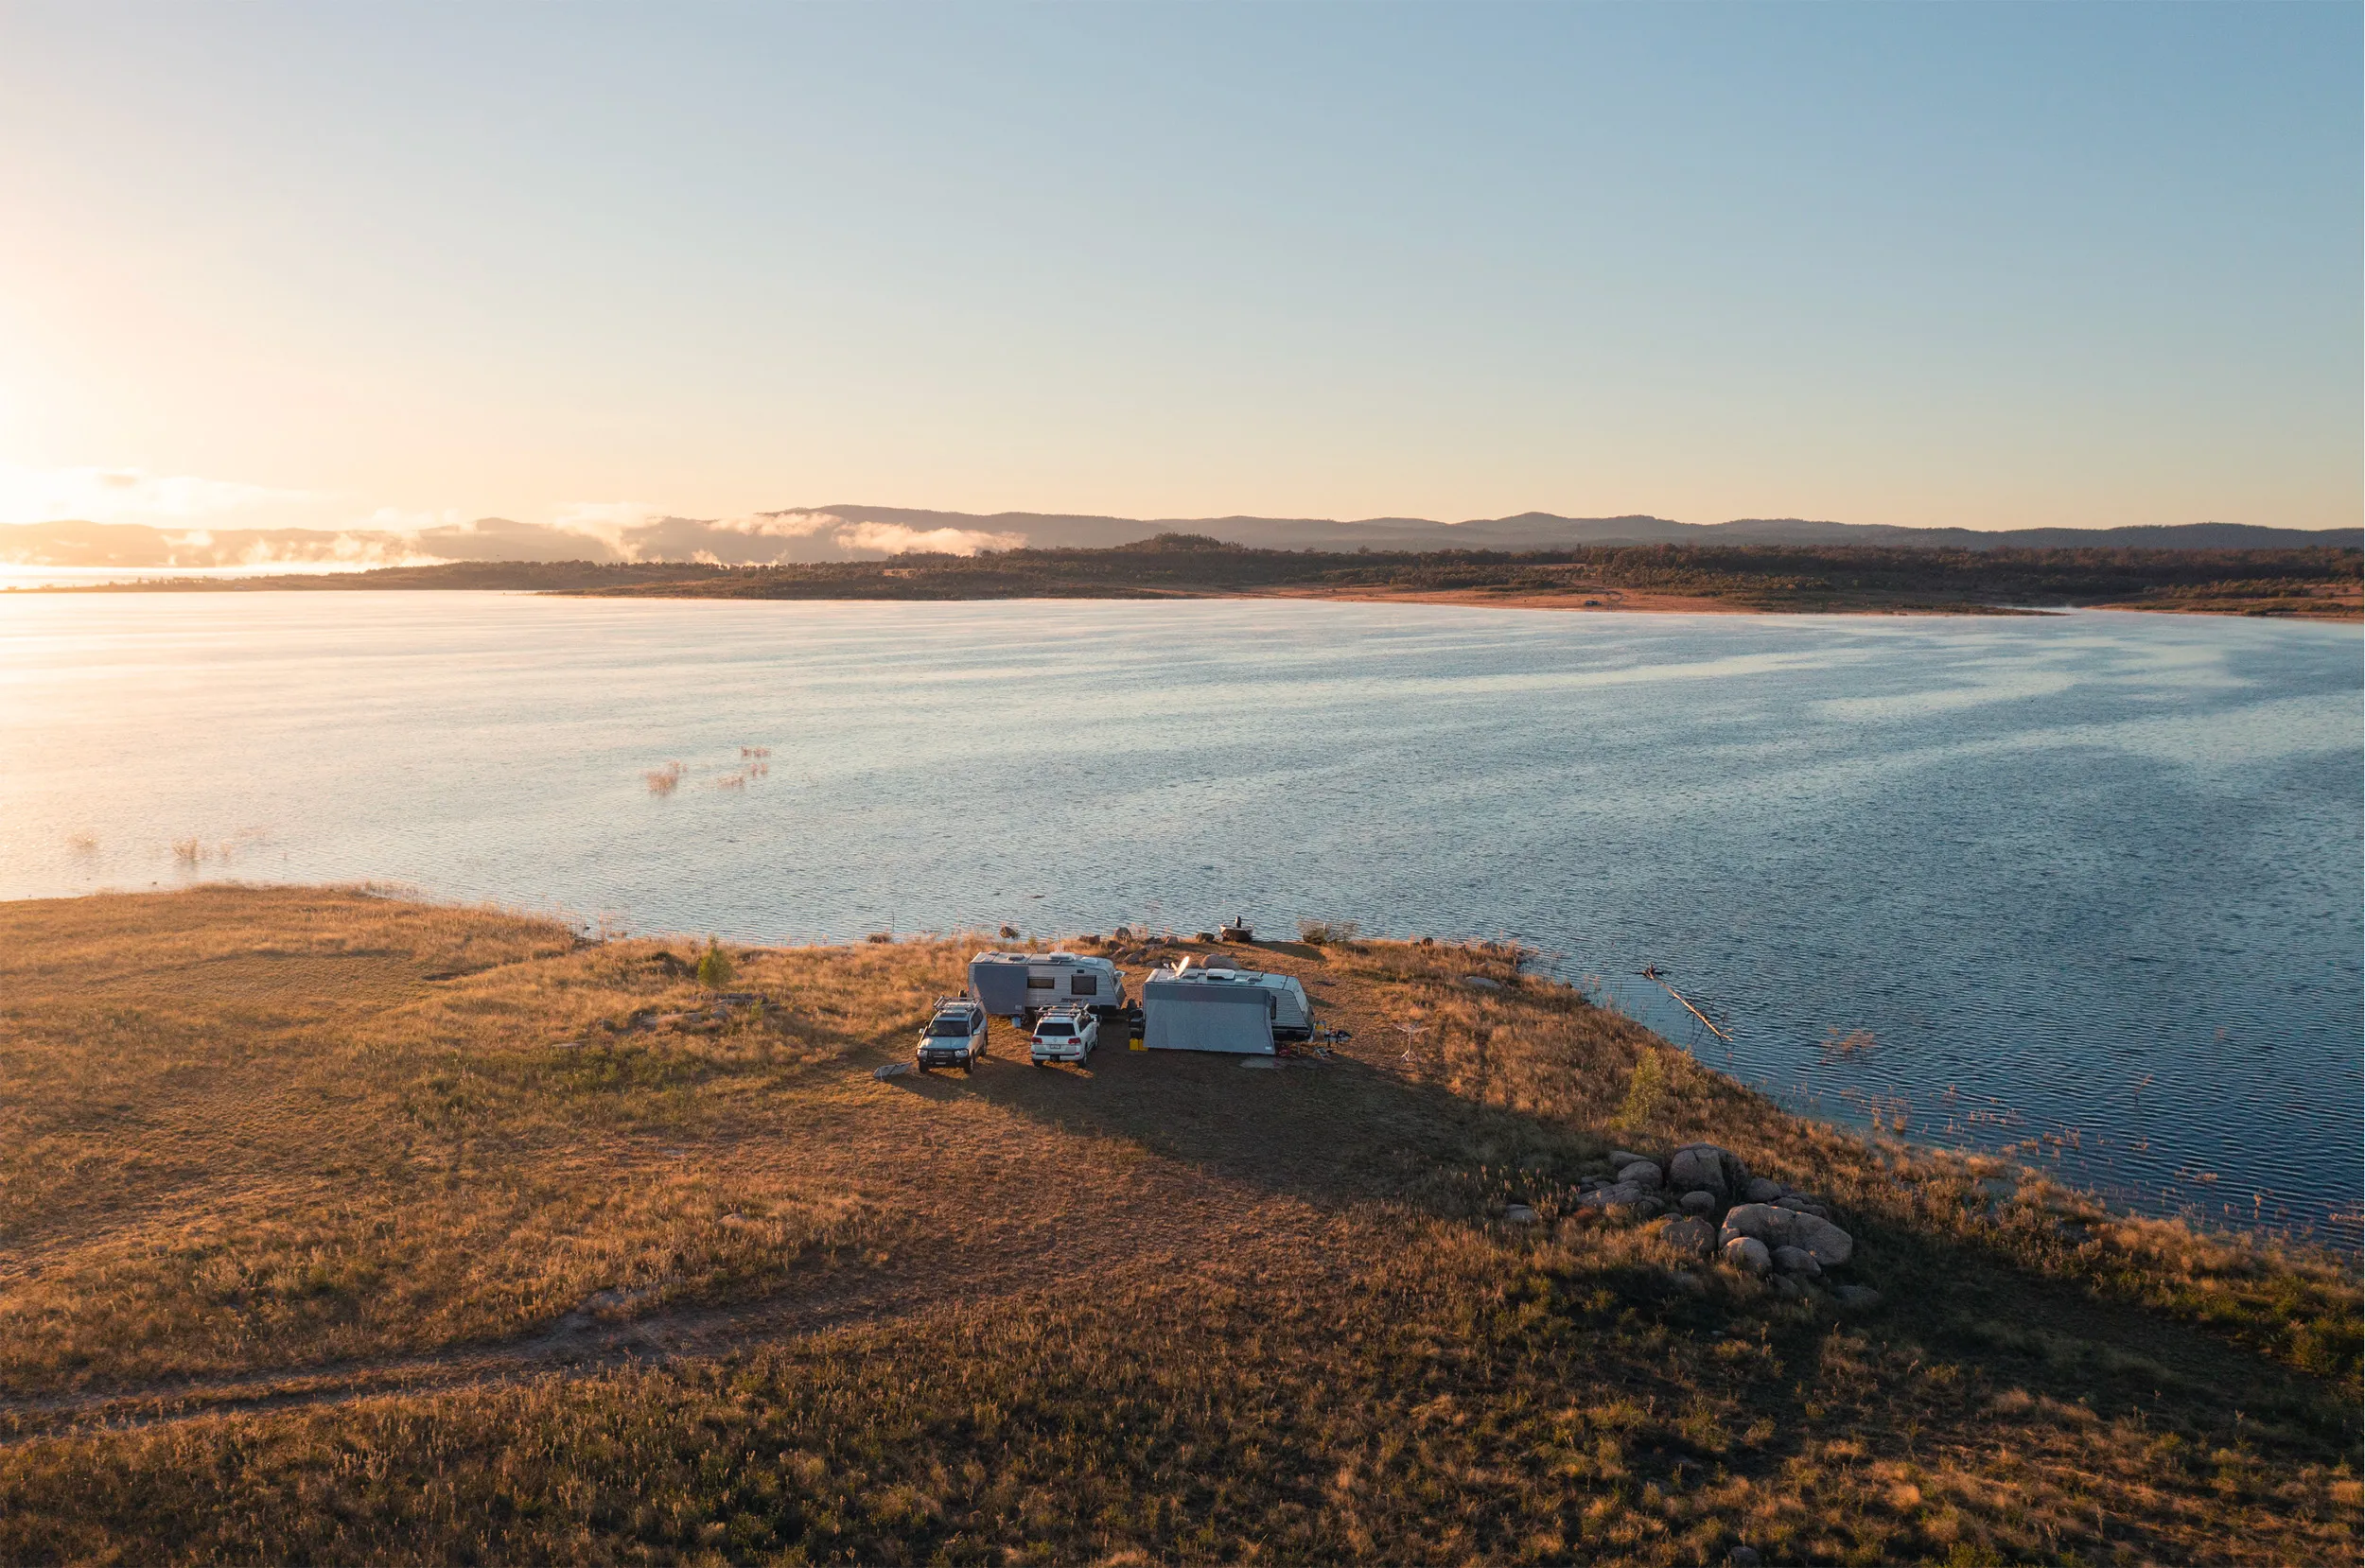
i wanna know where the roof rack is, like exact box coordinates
[972,950,1111,965]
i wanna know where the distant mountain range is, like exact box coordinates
[790,508,2363,554]
[3,511,2355,571]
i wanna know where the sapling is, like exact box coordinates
[1615,1050,1668,1132]
[695,937,734,990]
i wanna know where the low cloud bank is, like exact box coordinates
[0,519,437,571]
[0,460,1036,568]
[416,509,1028,564]
[832,519,1027,556]
[0,509,1033,571]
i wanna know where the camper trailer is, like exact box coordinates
[967,950,1127,1021]
[1245,969,1315,1041]
[1165,959,1315,1040]
[1139,965,1315,1054]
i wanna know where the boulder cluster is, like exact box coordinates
[1570,1142,1871,1302]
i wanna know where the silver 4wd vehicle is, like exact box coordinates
[916,997,989,1072]
[1029,1002,1099,1067]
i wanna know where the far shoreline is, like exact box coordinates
[5,535,2358,620]
[10,580,2361,621]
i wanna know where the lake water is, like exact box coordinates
[3,592,2357,1245]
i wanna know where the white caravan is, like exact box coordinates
[1139,965,1315,1054]
[967,950,1127,1020]
[1167,957,1315,1039]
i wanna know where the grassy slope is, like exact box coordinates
[26,541,2364,618]
[0,887,2354,1565]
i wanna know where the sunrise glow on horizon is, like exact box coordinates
[1,3,2356,540]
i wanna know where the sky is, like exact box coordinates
[0,2,2356,540]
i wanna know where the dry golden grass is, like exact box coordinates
[0,887,2354,1565]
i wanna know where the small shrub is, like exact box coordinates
[1614,1050,1668,1131]
[694,939,734,989]
[865,932,894,946]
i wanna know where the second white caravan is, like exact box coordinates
[967,950,1128,1020]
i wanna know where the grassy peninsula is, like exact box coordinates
[0,887,2356,1564]
[33,538,2364,618]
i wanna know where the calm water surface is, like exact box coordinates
[4,593,2357,1243]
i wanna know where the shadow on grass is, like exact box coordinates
[886,1036,2356,1472]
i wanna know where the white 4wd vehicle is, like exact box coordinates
[1029,1003,1099,1067]
[916,998,989,1072]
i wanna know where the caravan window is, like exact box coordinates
[1026,975,1055,990]
[1070,975,1097,996]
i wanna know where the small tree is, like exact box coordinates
[1614,1050,1668,1132]
[694,937,734,990]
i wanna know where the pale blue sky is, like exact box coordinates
[0,2,2356,534]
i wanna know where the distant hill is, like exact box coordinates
[2,512,2355,574]
[802,508,2362,554]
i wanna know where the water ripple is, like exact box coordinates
[2,594,2356,1246]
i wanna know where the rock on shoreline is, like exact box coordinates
[1572,1141,1865,1292]
[1720,1202,1853,1267]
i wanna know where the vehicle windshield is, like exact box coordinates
[1036,1021,1073,1037]
[926,1017,973,1037]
